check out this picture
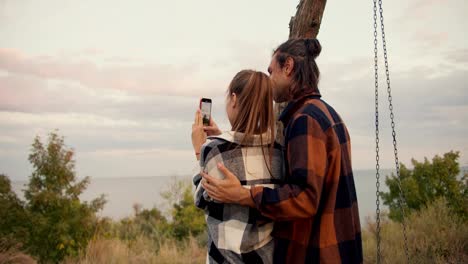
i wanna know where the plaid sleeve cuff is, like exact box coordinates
[250,185,264,211]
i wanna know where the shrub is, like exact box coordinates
[382,151,467,221]
[0,174,30,249]
[363,198,468,263]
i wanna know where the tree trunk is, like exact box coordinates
[289,0,327,39]
[275,0,327,145]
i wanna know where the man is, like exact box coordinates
[201,38,363,263]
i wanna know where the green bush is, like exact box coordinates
[108,205,170,246]
[170,186,206,240]
[382,151,467,221]
[160,179,206,242]
[363,198,468,263]
[0,174,31,250]
[91,179,206,253]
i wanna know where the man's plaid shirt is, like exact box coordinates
[250,93,363,263]
[193,131,284,264]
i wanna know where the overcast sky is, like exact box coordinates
[1,0,467,181]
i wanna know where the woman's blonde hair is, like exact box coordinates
[227,70,275,174]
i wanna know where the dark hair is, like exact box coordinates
[274,38,322,99]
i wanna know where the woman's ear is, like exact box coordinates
[231,93,237,108]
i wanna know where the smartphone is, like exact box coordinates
[199,98,212,126]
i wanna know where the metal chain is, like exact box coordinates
[372,0,382,263]
[377,0,411,263]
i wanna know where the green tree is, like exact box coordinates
[171,186,206,240]
[133,205,169,239]
[24,131,106,263]
[161,180,206,240]
[382,151,468,221]
[113,204,169,243]
[0,174,30,248]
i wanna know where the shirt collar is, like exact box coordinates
[278,91,322,124]
[208,131,273,146]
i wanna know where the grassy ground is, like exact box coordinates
[63,236,205,264]
[3,199,466,263]
[362,199,468,264]
[0,242,36,264]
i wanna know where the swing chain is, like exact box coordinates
[374,0,411,263]
[372,0,382,262]
[378,0,411,263]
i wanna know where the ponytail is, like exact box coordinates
[227,70,276,176]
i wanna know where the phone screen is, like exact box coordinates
[200,98,212,126]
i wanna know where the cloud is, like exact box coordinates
[446,48,468,64]
[1,0,467,181]
[398,0,449,23]
[0,48,223,97]
[319,54,468,169]
[77,147,197,178]
[0,109,199,179]
[410,31,449,49]
[387,0,460,57]
[0,111,143,128]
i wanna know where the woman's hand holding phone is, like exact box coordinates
[192,110,207,160]
[203,118,222,136]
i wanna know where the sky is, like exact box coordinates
[1,0,467,181]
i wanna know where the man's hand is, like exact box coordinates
[201,163,255,207]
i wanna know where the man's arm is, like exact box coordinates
[202,114,331,221]
[249,114,329,221]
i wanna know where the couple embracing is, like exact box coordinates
[191,39,362,264]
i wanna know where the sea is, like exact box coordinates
[11,167,467,224]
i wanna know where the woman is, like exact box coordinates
[191,70,284,264]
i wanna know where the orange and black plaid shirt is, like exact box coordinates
[250,92,363,263]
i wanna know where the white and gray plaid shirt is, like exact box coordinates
[193,131,284,264]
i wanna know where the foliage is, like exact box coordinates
[160,179,206,241]
[64,179,207,263]
[1,131,207,262]
[381,151,467,221]
[22,131,106,263]
[169,186,206,240]
[102,205,170,246]
[363,198,468,263]
[92,179,206,251]
[0,174,30,249]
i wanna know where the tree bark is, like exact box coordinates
[289,0,327,39]
[275,0,327,145]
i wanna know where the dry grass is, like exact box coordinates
[9,198,466,263]
[363,199,468,264]
[0,252,36,264]
[0,243,36,264]
[63,236,206,264]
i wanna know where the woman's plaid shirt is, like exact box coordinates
[193,131,284,264]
